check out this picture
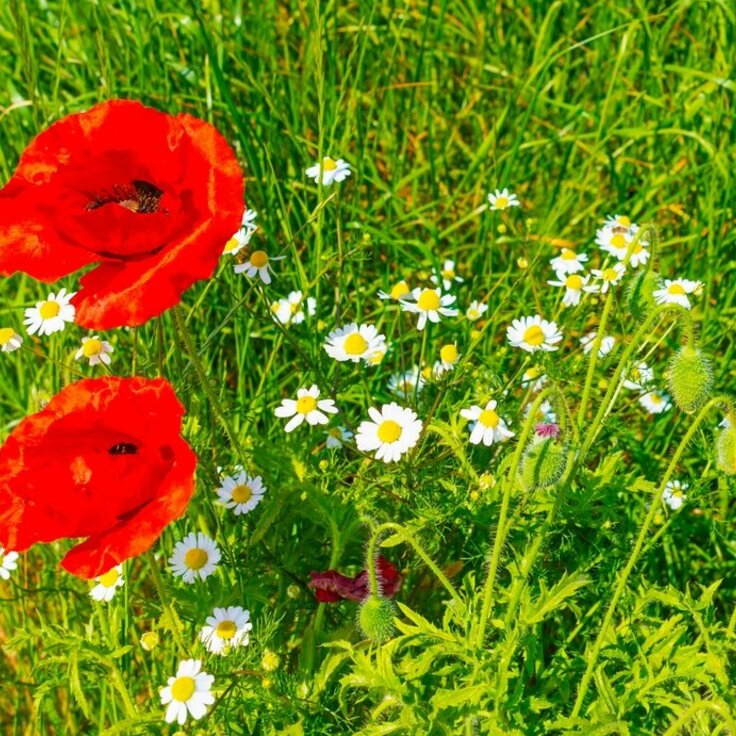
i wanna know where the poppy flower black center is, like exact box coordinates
[86,180,164,214]
[108,442,138,455]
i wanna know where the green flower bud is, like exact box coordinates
[626,269,658,322]
[358,596,395,643]
[716,425,736,475]
[666,346,713,414]
[519,438,567,490]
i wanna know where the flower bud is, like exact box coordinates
[666,346,712,413]
[140,631,159,651]
[520,438,567,490]
[716,425,736,475]
[625,269,658,321]
[358,595,395,643]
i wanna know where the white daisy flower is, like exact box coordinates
[234,250,285,284]
[326,425,353,449]
[160,659,215,725]
[0,327,22,353]
[400,287,458,330]
[487,188,520,211]
[662,480,688,510]
[466,300,488,321]
[580,332,616,358]
[434,343,460,376]
[619,240,650,268]
[217,471,266,515]
[305,156,351,186]
[430,260,464,291]
[378,280,410,301]
[549,248,588,275]
[75,335,113,366]
[0,546,19,580]
[547,272,589,307]
[653,278,702,310]
[223,208,258,256]
[623,362,654,390]
[199,606,252,655]
[323,323,386,364]
[274,384,338,432]
[521,366,547,392]
[271,290,317,326]
[595,225,632,259]
[639,390,671,415]
[461,400,514,446]
[604,214,635,229]
[586,263,626,294]
[506,315,562,353]
[169,533,221,584]
[24,289,76,336]
[524,398,557,424]
[355,402,423,463]
[89,565,124,602]
[388,367,426,399]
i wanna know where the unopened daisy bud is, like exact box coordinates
[716,425,736,475]
[498,223,508,234]
[261,649,280,672]
[358,595,395,643]
[517,256,528,269]
[140,631,159,651]
[666,346,712,413]
[520,438,567,490]
[626,269,658,321]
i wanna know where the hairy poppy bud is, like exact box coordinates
[520,438,567,490]
[358,595,395,643]
[626,269,658,321]
[666,346,712,413]
[716,425,736,475]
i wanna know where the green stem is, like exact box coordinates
[660,698,736,736]
[146,551,187,656]
[571,395,728,718]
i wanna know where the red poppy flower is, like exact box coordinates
[308,557,402,603]
[0,376,196,578]
[0,99,244,329]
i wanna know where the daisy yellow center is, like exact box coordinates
[290,301,302,314]
[442,268,455,279]
[632,242,643,254]
[440,344,458,363]
[296,395,318,414]
[478,409,500,428]
[566,274,583,290]
[184,548,208,570]
[224,237,239,253]
[344,332,368,355]
[377,419,402,443]
[322,157,338,171]
[631,368,641,381]
[98,568,119,588]
[231,484,253,504]
[671,489,683,499]
[610,234,626,249]
[417,289,441,311]
[368,351,385,365]
[618,216,631,227]
[525,367,541,380]
[650,394,662,404]
[39,301,60,319]
[495,196,509,209]
[668,283,686,295]
[602,268,619,282]
[216,620,237,640]
[523,325,545,346]
[82,338,103,357]
[561,250,576,260]
[0,327,15,345]
[170,676,196,702]
[467,308,480,319]
[250,250,268,268]
[390,281,410,299]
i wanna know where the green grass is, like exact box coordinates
[1,1,735,733]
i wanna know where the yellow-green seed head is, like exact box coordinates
[358,595,395,643]
[626,269,658,322]
[666,346,713,414]
[716,425,736,475]
[520,439,567,490]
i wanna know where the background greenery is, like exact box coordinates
[0,0,734,734]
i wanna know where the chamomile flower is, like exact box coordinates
[234,249,285,284]
[75,335,113,366]
[487,188,520,211]
[199,606,253,655]
[431,260,464,290]
[662,480,688,510]
[506,315,562,353]
[434,343,461,375]
[169,533,221,584]
[160,659,215,725]
[580,332,616,358]
[305,156,351,186]
[326,426,354,449]
[587,263,626,293]
[272,290,317,326]
[89,565,124,602]
[460,400,514,446]
[323,323,386,364]
[547,272,589,307]
[217,471,266,515]
[378,280,410,301]
[355,402,423,463]
[388,367,426,399]
[653,278,702,310]
[223,208,258,255]
[595,226,632,258]
[24,289,76,336]
[0,547,19,580]
[400,287,458,330]
[274,385,338,432]
[639,390,671,415]
[619,240,650,268]
[521,366,547,391]
[549,248,588,275]
[466,300,488,321]
[623,362,654,390]
[0,327,22,353]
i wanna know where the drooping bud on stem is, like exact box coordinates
[358,595,396,643]
[519,437,567,490]
[716,423,736,476]
[625,269,658,322]
[666,345,713,414]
